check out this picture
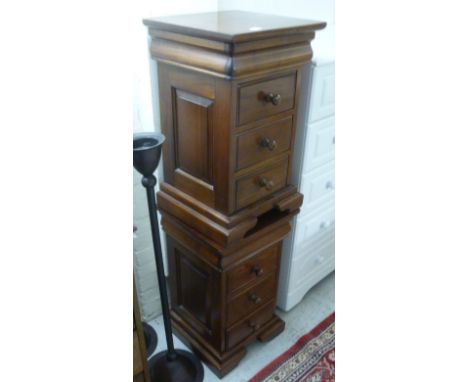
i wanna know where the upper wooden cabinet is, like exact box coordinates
[144,11,326,216]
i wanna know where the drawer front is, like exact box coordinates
[227,276,276,327]
[236,159,289,210]
[301,165,335,211]
[303,117,335,173]
[295,207,335,246]
[238,74,296,126]
[226,302,275,350]
[236,116,293,170]
[227,245,279,295]
[291,230,335,285]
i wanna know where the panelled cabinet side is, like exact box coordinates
[157,63,234,214]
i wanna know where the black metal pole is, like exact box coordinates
[142,174,176,361]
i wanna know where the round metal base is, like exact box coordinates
[148,349,204,382]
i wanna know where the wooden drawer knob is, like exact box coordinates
[251,266,264,276]
[259,137,277,151]
[249,294,262,304]
[264,92,281,105]
[259,177,274,190]
[248,321,260,330]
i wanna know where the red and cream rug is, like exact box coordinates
[249,312,335,382]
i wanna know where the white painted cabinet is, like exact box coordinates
[277,60,335,311]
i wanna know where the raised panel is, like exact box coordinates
[177,249,211,328]
[173,89,213,184]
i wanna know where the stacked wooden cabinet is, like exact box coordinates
[143,11,326,378]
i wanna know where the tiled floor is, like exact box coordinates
[147,272,335,382]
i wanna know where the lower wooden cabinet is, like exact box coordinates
[162,208,295,378]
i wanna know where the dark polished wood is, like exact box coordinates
[144,10,325,378]
[143,10,325,43]
[162,209,294,377]
[237,73,296,125]
[227,275,276,326]
[236,116,293,170]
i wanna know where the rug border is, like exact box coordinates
[248,311,335,382]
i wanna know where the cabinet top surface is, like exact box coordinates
[143,11,326,42]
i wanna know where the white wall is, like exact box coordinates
[133,0,217,321]
[218,0,334,24]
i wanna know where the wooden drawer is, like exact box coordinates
[237,74,296,126]
[227,275,276,327]
[236,159,288,210]
[236,116,293,170]
[227,245,279,295]
[226,302,275,350]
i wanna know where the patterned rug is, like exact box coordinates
[248,312,335,382]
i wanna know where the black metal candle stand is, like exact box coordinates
[133,132,204,382]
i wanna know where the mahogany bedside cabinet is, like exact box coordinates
[143,11,326,378]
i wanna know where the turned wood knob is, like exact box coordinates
[249,294,262,304]
[259,137,277,151]
[249,321,260,330]
[264,92,281,105]
[251,266,264,276]
[259,177,274,190]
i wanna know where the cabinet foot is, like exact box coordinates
[257,315,285,342]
